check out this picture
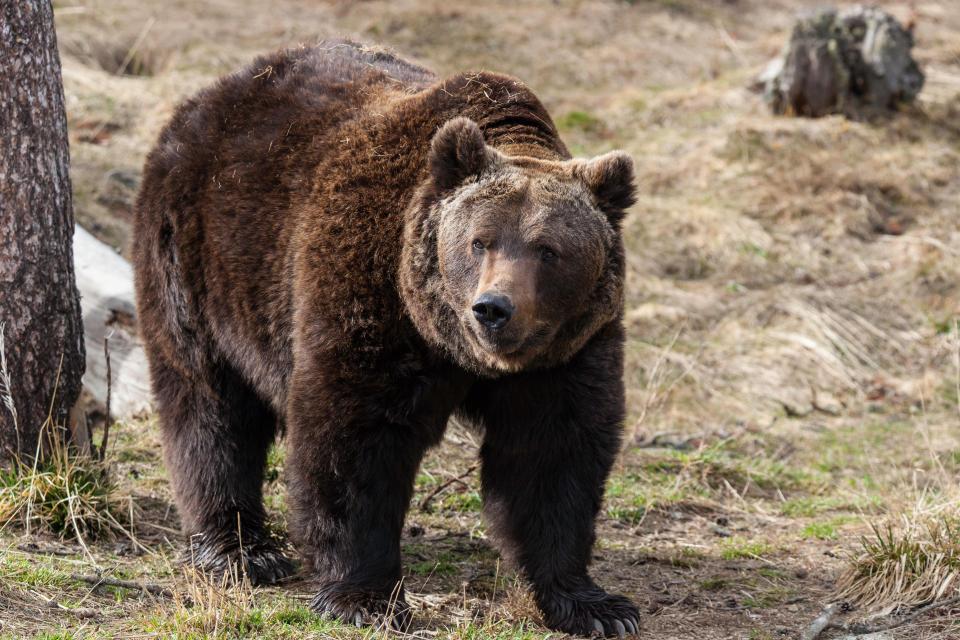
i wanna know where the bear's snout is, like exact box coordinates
[472,292,514,330]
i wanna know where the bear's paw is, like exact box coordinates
[310,583,412,631]
[186,533,296,586]
[537,583,640,638]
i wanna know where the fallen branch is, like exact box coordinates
[829,596,960,636]
[16,543,76,557]
[70,573,174,599]
[801,602,841,640]
[418,463,478,513]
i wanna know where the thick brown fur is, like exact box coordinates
[133,40,638,636]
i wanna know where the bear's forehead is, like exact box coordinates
[463,166,597,214]
[448,170,608,251]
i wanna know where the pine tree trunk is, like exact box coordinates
[0,0,85,460]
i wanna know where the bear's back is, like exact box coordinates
[134,42,436,407]
[140,41,434,190]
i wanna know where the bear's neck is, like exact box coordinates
[423,71,570,161]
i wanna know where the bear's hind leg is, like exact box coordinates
[151,355,295,585]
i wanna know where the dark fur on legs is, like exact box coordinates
[187,530,296,586]
[145,348,295,586]
[536,578,640,637]
[458,324,639,637]
[285,356,469,630]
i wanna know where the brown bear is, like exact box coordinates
[133,40,638,637]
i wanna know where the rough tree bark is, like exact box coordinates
[0,0,86,460]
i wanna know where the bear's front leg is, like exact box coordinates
[285,368,436,631]
[460,324,640,637]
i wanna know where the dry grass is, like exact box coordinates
[0,437,120,542]
[837,506,960,613]
[0,325,131,548]
[149,566,264,638]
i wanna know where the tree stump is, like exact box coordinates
[760,6,924,118]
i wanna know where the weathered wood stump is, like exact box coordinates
[760,6,924,118]
[74,225,152,422]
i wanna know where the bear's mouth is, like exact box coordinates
[464,317,553,366]
[469,324,524,356]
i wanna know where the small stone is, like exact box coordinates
[813,391,844,415]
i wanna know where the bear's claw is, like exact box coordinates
[538,584,640,637]
[186,533,296,586]
[310,584,412,632]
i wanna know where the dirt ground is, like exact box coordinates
[2,0,960,638]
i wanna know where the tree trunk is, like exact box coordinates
[0,0,85,460]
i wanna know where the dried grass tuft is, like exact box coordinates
[158,565,262,638]
[0,421,128,542]
[836,509,960,612]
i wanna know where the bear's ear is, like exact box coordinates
[429,117,497,191]
[579,151,636,223]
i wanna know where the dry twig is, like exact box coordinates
[70,573,174,599]
[419,463,478,513]
[99,335,112,461]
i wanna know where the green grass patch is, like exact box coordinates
[265,444,284,483]
[444,619,546,640]
[737,242,769,259]
[606,440,822,523]
[801,521,838,540]
[720,537,773,560]
[780,496,858,517]
[0,554,72,589]
[440,490,482,513]
[557,110,604,134]
[408,549,460,577]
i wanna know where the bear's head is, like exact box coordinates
[401,117,635,376]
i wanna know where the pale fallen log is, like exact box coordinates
[74,224,152,421]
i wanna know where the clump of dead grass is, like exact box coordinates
[836,510,960,612]
[59,18,171,77]
[152,565,263,638]
[0,321,132,544]
[0,422,128,541]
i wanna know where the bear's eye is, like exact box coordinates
[471,239,485,251]
[539,246,558,263]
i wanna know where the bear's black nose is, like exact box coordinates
[472,293,514,330]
